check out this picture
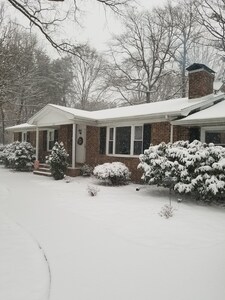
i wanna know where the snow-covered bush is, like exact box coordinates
[159,204,175,219]
[87,185,99,196]
[1,141,35,171]
[14,142,35,171]
[46,142,69,180]
[93,162,131,185]
[138,140,225,202]
[80,164,93,176]
[0,144,5,164]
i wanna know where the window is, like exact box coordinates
[205,131,225,146]
[47,130,55,151]
[202,127,225,146]
[116,126,131,154]
[22,131,27,142]
[133,126,143,155]
[108,128,114,154]
[106,124,151,156]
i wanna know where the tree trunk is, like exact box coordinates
[0,104,5,144]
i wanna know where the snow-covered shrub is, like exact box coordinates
[46,142,69,180]
[80,164,93,176]
[1,141,35,171]
[1,141,20,168]
[93,162,131,185]
[138,140,225,202]
[0,144,5,164]
[14,142,35,171]
[87,185,99,196]
[159,204,175,219]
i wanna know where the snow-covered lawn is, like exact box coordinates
[0,166,225,300]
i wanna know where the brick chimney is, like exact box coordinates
[186,63,215,99]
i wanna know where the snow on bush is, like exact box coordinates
[159,204,175,219]
[1,141,35,171]
[87,185,99,196]
[80,164,93,177]
[46,142,69,180]
[0,144,5,164]
[138,140,225,202]
[93,162,131,185]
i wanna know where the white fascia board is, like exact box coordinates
[6,125,36,132]
[96,115,175,127]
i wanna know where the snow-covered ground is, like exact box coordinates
[0,166,225,300]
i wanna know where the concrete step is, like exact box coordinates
[33,170,52,177]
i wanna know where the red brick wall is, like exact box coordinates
[188,70,214,99]
[173,125,190,142]
[151,122,171,144]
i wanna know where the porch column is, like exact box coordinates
[170,124,174,143]
[36,126,39,161]
[72,123,76,168]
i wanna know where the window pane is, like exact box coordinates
[205,131,225,145]
[109,141,113,154]
[115,127,131,154]
[49,140,55,150]
[134,141,143,155]
[135,126,143,140]
[109,128,114,140]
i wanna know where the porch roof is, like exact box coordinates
[6,123,36,132]
[171,100,225,126]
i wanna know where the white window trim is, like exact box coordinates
[201,126,225,145]
[106,124,144,157]
[21,131,27,142]
[47,129,55,151]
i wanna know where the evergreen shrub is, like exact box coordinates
[138,140,225,202]
[1,141,35,171]
[93,162,130,185]
[46,142,69,180]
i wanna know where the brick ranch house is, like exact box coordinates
[6,63,225,182]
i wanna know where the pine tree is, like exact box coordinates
[46,142,69,180]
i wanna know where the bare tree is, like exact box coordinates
[108,6,178,104]
[70,45,111,110]
[171,0,203,97]
[7,0,132,56]
[196,0,225,52]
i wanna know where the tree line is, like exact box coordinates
[1,0,225,143]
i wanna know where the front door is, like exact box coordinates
[76,124,86,164]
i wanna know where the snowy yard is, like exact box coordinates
[0,166,225,300]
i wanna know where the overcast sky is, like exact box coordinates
[3,0,167,54]
[75,0,167,50]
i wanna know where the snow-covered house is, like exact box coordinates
[6,63,225,181]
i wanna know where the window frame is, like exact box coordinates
[47,129,55,151]
[106,125,144,157]
[21,131,27,142]
[201,126,225,146]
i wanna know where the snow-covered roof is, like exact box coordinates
[30,94,224,124]
[6,93,225,130]
[6,123,36,132]
[172,100,225,126]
